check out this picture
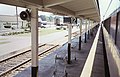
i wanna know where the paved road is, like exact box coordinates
[0,27,80,56]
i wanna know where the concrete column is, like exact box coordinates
[79,18,82,50]
[91,21,94,37]
[87,20,90,39]
[93,22,95,33]
[68,23,72,64]
[90,21,92,30]
[31,7,38,77]
[93,22,94,28]
[84,19,87,43]
[93,22,95,28]
[90,21,92,36]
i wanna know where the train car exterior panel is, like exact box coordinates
[116,11,120,49]
[104,7,120,50]
[110,14,117,43]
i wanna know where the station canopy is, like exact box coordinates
[0,0,100,22]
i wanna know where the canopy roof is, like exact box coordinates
[0,0,100,22]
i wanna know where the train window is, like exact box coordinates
[116,11,120,49]
[110,15,116,42]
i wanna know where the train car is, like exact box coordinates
[103,7,120,49]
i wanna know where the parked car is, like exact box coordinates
[3,22,17,30]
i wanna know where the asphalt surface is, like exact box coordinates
[0,27,80,56]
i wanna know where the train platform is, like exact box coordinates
[14,27,105,77]
[0,0,119,77]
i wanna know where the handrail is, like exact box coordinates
[80,25,101,77]
[102,25,120,77]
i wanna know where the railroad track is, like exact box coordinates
[0,30,80,77]
[0,44,59,77]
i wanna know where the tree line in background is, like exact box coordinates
[39,15,54,22]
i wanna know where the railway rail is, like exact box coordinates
[0,44,59,77]
[0,29,87,77]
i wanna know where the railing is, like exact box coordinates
[80,25,101,77]
[102,25,120,77]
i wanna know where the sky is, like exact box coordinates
[0,4,53,16]
[0,0,120,20]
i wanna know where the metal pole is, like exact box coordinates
[22,21,23,29]
[68,23,72,64]
[91,21,94,37]
[79,18,82,50]
[89,21,92,36]
[84,19,87,43]
[93,22,95,35]
[31,7,38,77]
[89,20,91,36]
[88,19,90,39]
[16,6,18,29]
